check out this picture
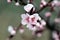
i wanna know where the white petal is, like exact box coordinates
[41,20,46,26]
[21,14,26,19]
[8,25,13,32]
[21,19,27,25]
[24,4,34,12]
[11,30,16,35]
[15,2,19,6]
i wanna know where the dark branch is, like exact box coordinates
[35,0,54,13]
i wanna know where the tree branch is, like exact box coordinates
[35,0,54,13]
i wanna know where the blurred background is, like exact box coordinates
[0,0,60,40]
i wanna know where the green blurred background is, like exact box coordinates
[0,0,59,40]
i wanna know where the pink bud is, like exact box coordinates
[52,31,59,40]
[7,0,11,3]
[41,0,47,6]
[45,12,51,17]
[40,4,44,8]
[19,29,24,34]
[36,33,42,37]
[56,2,60,6]
[54,18,60,23]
